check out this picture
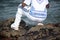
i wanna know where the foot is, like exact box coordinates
[37,23,44,26]
[11,24,19,30]
[11,26,19,30]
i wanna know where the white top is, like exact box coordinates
[24,0,49,11]
[23,0,49,18]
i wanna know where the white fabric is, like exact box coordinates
[24,0,31,5]
[11,6,46,28]
[11,0,49,28]
[24,0,49,11]
[24,0,49,19]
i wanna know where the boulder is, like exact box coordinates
[0,18,60,40]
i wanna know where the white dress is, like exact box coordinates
[23,0,49,22]
[11,0,49,28]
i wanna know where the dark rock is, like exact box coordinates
[0,37,11,40]
[56,35,60,40]
[0,31,11,37]
[54,23,60,27]
[0,18,60,40]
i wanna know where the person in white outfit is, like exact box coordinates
[11,0,49,30]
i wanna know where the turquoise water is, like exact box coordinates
[0,0,60,25]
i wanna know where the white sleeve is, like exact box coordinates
[45,0,49,4]
[45,0,49,5]
[24,0,31,5]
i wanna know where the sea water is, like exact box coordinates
[0,0,60,25]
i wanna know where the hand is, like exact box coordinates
[22,2,27,8]
[46,4,49,8]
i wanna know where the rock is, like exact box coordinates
[54,23,60,27]
[0,37,11,40]
[56,35,60,40]
[27,25,44,33]
[0,18,60,40]
[0,31,11,37]
[2,18,15,27]
[0,18,27,40]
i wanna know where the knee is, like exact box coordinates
[18,8,22,12]
[37,18,46,22]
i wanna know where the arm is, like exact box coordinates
[22,0,31,8]
[22,0,27,8]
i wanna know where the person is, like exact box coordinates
[11,0,49,30]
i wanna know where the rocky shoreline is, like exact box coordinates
[0,18,60,40]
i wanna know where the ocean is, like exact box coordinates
[0,0,60,25]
